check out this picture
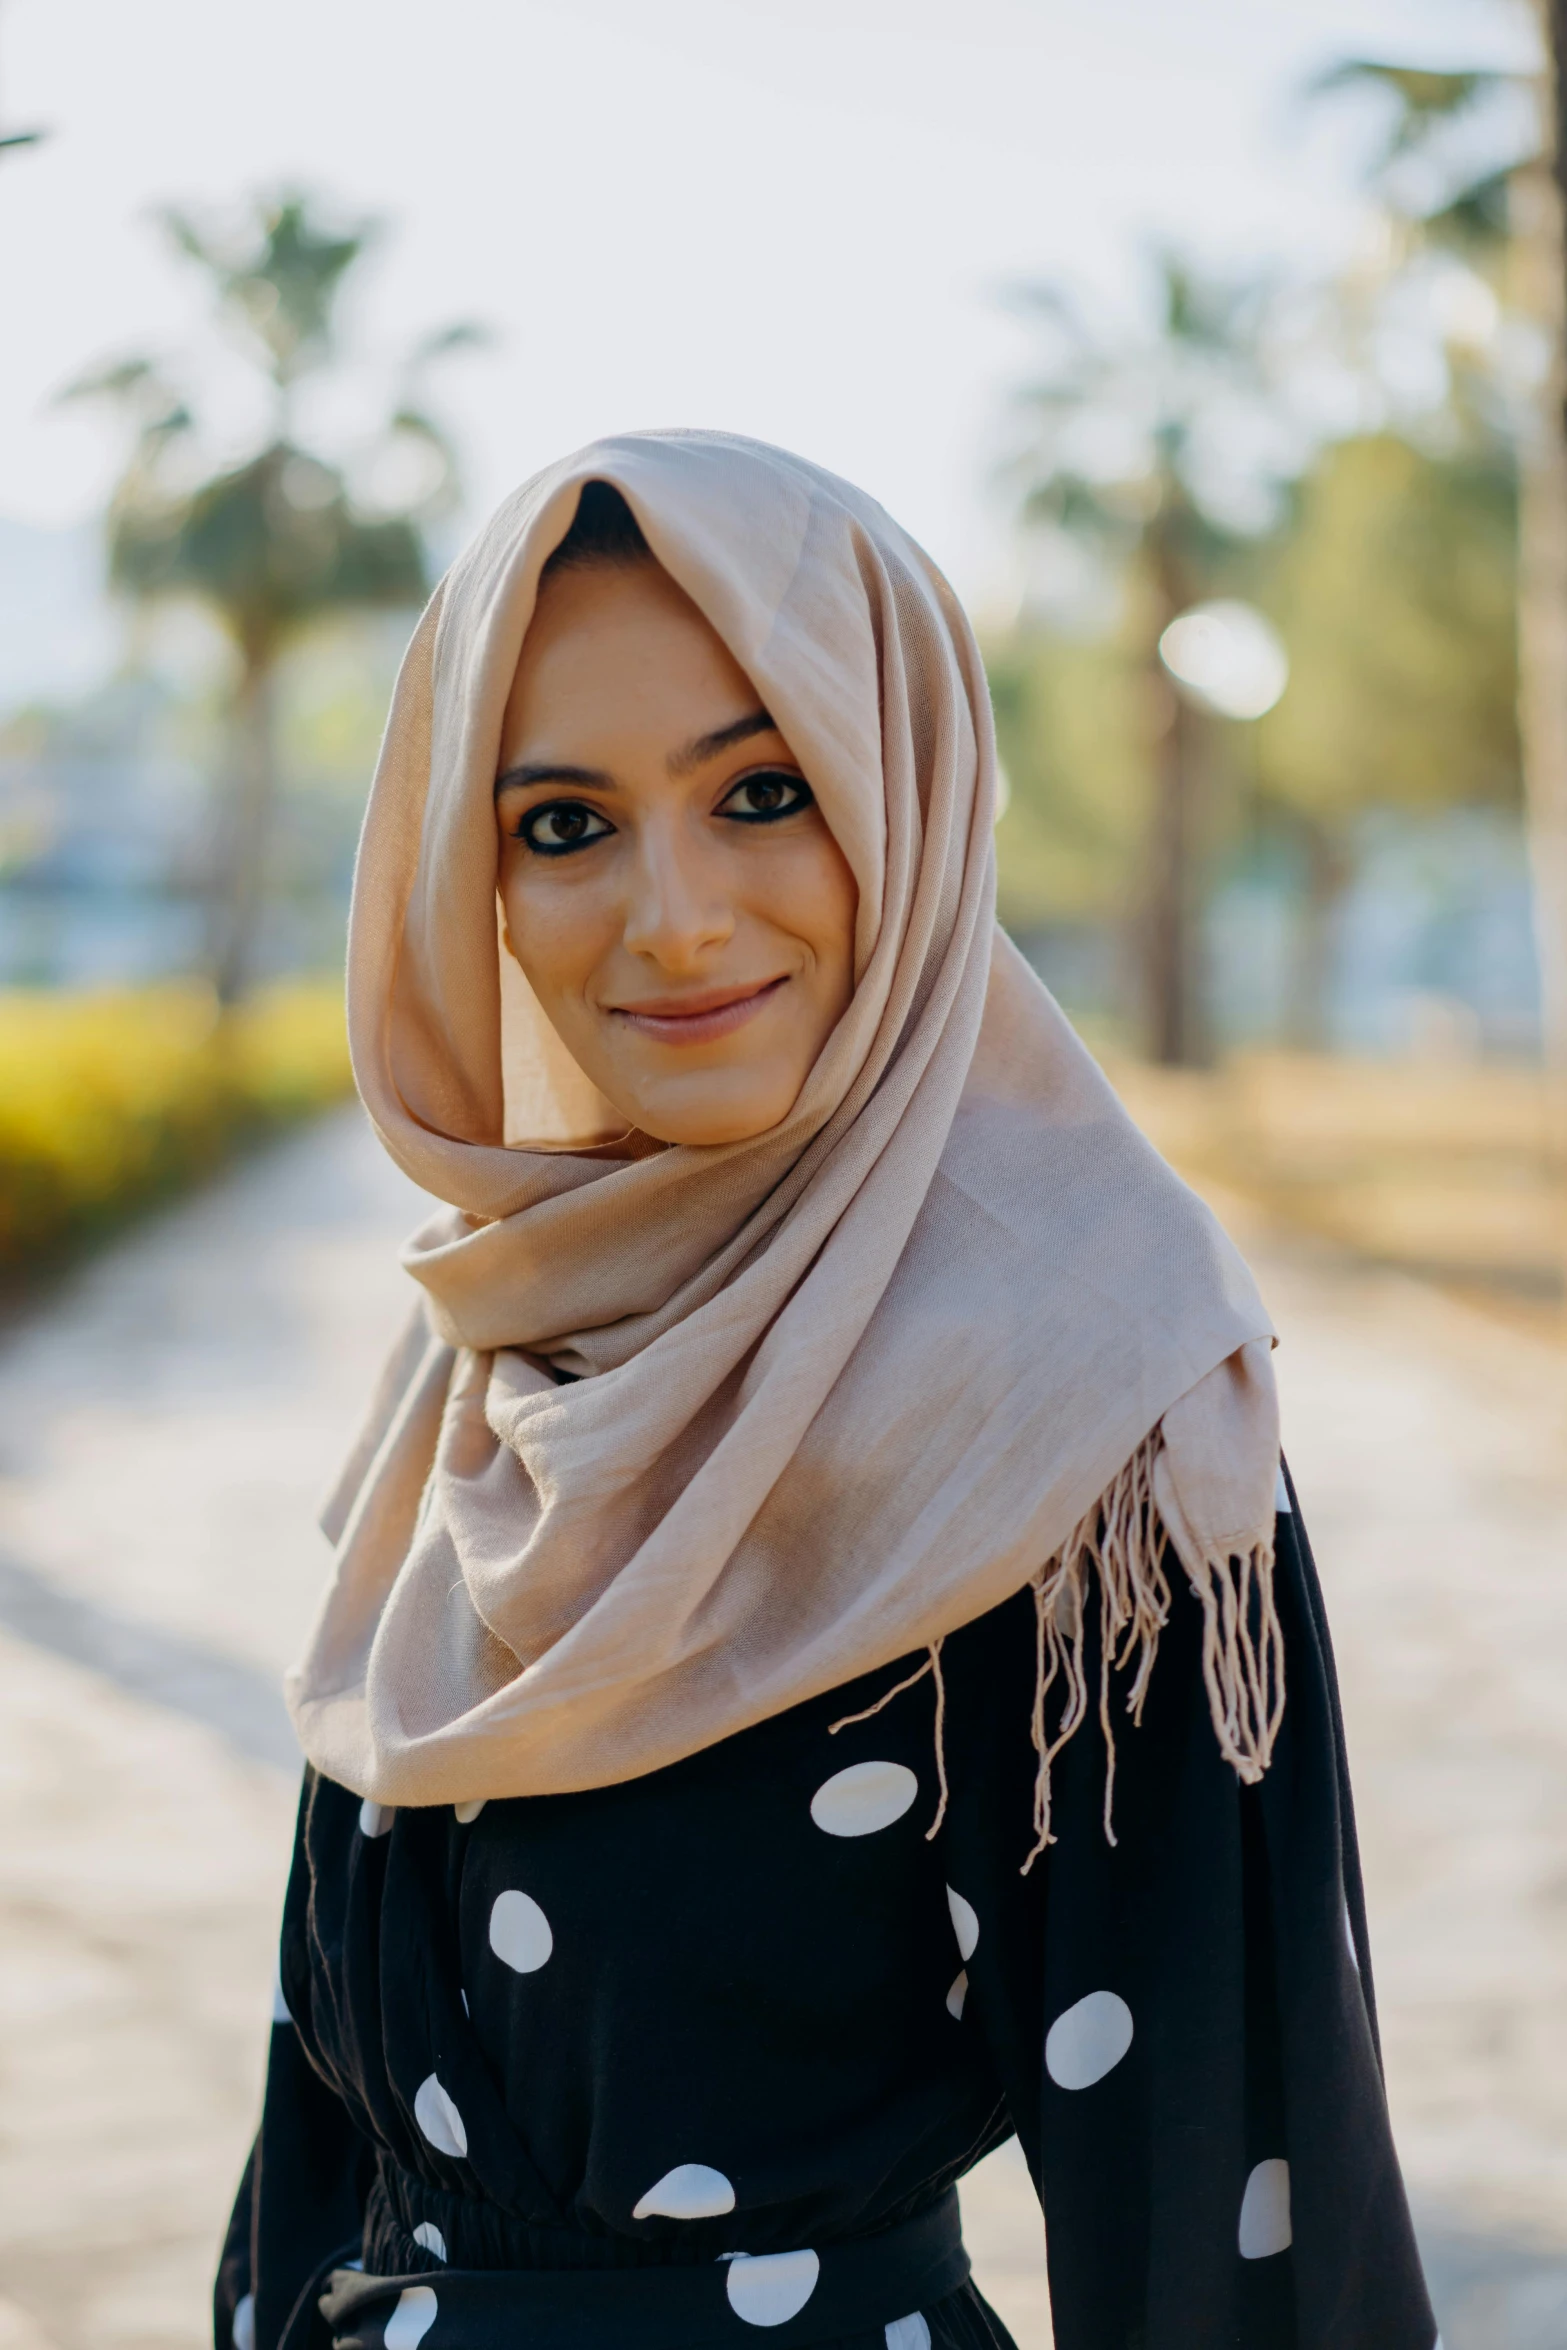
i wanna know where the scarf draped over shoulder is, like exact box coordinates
[287,429,1282,1825]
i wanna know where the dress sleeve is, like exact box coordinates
[213,1786,373,2350]
[949,1474,1438,2350]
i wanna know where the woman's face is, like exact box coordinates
[496,558,859,1147]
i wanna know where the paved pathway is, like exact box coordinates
[0,1112,1563,2350]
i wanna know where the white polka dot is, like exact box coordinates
[488,1889,553,1974]
[413,2072,468,2158]
[945,1970,968,2020]
[412,2221,447,2261]
[359,1798,394,1839]
[1045,1990,1134,2090]
[271,1962,292,2027]
[231,2292,255,2350]
[945,1887,979,1962]
[1274,1464,1291,1513]
[633,2162,736,2220]
[454,1799,486,1825]
[384,2284,438,2349]
[886,2317,931,2350]
[725,2249,820,2327]
[809,1761,918,1838]
[1238,2158,1292,2259]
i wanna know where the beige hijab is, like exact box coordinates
[287,430,1282,1833]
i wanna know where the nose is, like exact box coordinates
[621,819,734,970]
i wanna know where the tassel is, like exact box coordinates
[829,1652,933,1733]
[924,1638,949,1842]
[1020,1428,1282,1869]
[1182,1538,1286,1788]
[833,1429,1284,1872]
[829,1637,950,1841]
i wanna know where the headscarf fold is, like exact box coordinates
[287,429,1281,1812]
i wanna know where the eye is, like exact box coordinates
[516,799,615,856]
[718,769,813,824]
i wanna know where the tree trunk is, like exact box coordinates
[1137,523,1211,1067]
[1516,11,1567,1291]
[1141,671,1211,1064]
[1287,823,1352,1052]
[206,644,277,1006]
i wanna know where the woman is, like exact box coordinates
[218,433,1436,2350]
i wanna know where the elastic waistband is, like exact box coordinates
[320,2187,969,2349]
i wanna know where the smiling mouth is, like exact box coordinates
[609,976,789,1045]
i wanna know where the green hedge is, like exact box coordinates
[0,980,354,1272]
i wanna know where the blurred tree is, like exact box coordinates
[986,630,1146,944]
[1309,61,1519,259]
[65,193,483,1001]
[1315,43,1567,1145]
[1249,421,1520,1039]
[1006,255,1292,1064]
[1534,5,1567,1181]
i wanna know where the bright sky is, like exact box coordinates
[0,0,1538,603]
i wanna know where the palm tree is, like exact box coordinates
[1314,50,1567,1190]
[1007,256,1289,1064]
[67,193,482,1001]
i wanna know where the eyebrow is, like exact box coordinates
[493,709,780,800]
[494,759,609,798]
[666,708,778,777]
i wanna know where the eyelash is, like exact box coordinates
[513,769,813,858]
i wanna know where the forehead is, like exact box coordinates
[501,561,762,761]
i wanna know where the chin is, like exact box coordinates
[643,1090,793,1149]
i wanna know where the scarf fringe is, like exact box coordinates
[830,1637,950,1840]
[829,1429,1283,1867]
[1021,1428,1283,1868]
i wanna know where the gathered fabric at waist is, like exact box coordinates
[325,2176,970,2349]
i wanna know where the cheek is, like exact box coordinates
[499,861,608,1002]
[780,835,858,987]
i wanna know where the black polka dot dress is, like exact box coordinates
[216,1475,1438,2350]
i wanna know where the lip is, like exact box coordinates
[608,975,789,1046]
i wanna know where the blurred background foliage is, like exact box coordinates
[989,408,1525,1036]
[979,38,1556,1086]
[1254,426,1518,828]
[0,32,1563,1304]
[0,978,349,1272]
[0,188,482,1274]
[57,190,482,1002]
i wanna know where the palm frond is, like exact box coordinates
[55,355,164,406]
[1423,166,1513,252]
[159,190,380,386]
[1310,60,1508,163]
[408,320,493,364]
